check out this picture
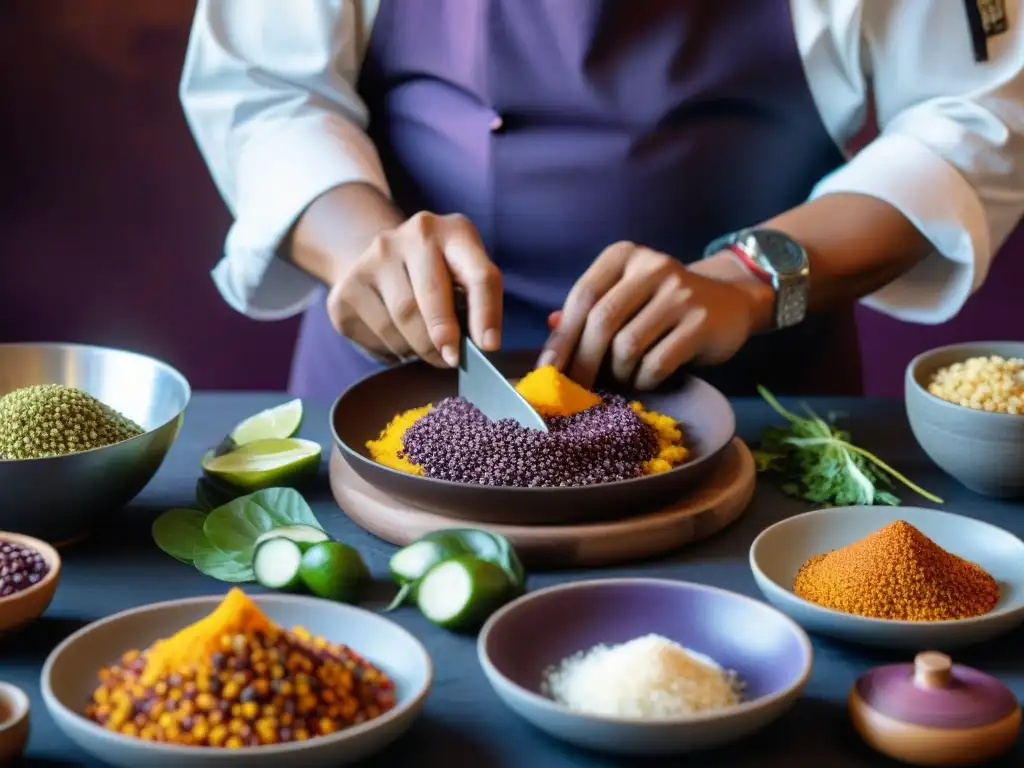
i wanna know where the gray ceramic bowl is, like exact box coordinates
[332,350,736,525]
[0,343,190,543]
[41,593,432,768]
[750,506,1024,650]
[478,578,812,756]
[906,341,1024,498]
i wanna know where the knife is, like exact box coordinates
[453,287,549,432]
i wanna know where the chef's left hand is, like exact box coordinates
[539,242,770,390]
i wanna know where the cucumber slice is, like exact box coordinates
[415,555,513,632]
[253,538,304,591]
[255,524,329,552]
[389,539,470,584]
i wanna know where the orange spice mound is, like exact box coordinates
[793,520,999,621]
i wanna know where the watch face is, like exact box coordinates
[756,230,807,275]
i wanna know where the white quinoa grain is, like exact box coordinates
[928,356,1024,415]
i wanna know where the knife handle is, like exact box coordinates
[452,284,470,337]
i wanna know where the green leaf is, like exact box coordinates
[193,540,254,583]
[195,476,242,513]
[203,487,322,561]
[152,508,209,563]
[754,386,943,508]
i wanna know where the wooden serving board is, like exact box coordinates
[329,438,755,568]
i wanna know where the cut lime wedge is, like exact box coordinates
[201,437,321,491]
[229,399,304,446]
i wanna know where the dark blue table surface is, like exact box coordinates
[3,394,1023,767]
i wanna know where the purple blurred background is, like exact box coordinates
[1,0,1020,396]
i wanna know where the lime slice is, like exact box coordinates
[229,399,304,446]
[299,541,370,603]
[201,437,321,491]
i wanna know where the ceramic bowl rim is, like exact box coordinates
[477,577,813,726]
[905,341,1024,424]
[0,532,61,610]
[40,593,433,757]
[0,682,30,733]
[330,361,736,495]
[749,506,1024,628]
[0,341,192,465]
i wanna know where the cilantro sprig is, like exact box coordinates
[752,386,942,507]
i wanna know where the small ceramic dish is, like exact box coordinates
[0,682,30,763]
[905,341,1024,498]
[478,578,812,756]
[0,532,61,632]
[750,506,1024,650]
[41,594,432,768]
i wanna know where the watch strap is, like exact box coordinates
[702,229,809,330]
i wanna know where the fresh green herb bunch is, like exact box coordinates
[753,386,942,507]
[0,384,144,460]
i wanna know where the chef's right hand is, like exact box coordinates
[328,212,502,368]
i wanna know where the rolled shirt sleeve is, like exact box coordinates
[810,0,1024,324]
[180,0,386,320]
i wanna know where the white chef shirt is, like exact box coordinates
[180,0,1024,326]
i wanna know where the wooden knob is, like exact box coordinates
[913,651,953,690]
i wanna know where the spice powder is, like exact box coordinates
[793,520,999,621]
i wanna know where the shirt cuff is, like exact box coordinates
[212,113,391,322]
[810,133,991,325]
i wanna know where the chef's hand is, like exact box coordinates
[539,242,771,390]
[328,212,502,368]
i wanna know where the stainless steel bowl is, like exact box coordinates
[0,343,191,543]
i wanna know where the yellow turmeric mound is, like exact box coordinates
[86,589,397,747]
[793,521,1000,621]
[514,364,602,417]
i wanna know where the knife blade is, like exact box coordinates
[453,287,548,432]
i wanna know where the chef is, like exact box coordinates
[181,0,1024,400]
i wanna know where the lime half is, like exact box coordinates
[201,437,321,491]
[230,399,304,446]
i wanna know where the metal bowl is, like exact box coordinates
[0,343,190,543]
[331,351,735,525]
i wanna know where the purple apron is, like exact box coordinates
[290,0,861,404]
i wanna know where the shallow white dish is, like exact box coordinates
[41,594,432,767]
[750,506,1024,650]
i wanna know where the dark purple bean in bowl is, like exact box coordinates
[0,532,61,633]
[330,350,736,526]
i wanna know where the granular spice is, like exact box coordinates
[0,384,144,460]
[793,520,999,621]
[85,589,396,747]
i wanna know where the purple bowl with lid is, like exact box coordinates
[850,651,1021,765]
[477,578,813,756]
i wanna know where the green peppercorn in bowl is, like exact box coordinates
[0,343,190,543]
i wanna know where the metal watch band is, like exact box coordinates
[702,229,809,330]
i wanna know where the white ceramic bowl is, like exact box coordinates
[750,506,1024,650]
[478,578,812,756]
[41,594,432,767]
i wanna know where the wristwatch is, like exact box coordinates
[702,228,810,330]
